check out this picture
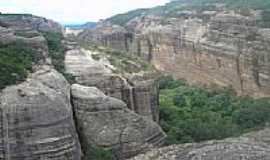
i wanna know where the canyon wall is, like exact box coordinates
[79,11,270,97]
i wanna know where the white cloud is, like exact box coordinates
[0,0,169,24]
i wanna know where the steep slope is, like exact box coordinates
[79,0,270,97]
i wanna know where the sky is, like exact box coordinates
[0,0,170,24]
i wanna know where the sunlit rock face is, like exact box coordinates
[129,128,270,160]
[71,84,166,159]
[0,67,81,160]
[80,11,270,98]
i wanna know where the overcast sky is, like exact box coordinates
[0,0,169,24]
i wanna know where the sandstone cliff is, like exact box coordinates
[79,1,270,97]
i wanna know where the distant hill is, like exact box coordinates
[106,0,270,26]
[64,22,97,29]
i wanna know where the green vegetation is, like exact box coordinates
[42,31,65,72]
[83,145,116,160]
[107,9,148,26]
[42,31,75,83]
[159,76,270,144]
[0,41,42,90]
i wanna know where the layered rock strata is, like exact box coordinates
[65,48,159,121]
[71,84,166,159]
[79,11,270,97]
[0,67,81,160]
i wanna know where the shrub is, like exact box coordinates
[0,41,42,89]
[42,31,66,73]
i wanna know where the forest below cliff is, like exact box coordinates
[1,0,270,158]
[159,77,270,144]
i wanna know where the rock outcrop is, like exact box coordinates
[0,67,81,160]
[65,47,159,121]
[0,14,62,33]
[79,6,270,98]
[71,84,166,159]
[129,128,270,160]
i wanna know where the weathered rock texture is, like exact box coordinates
[0,14,62,32]
[0,67,81,160]
[65,48,159,121]
[71,84,166,159]
[0,14,62,67]
[79,10,270,97]
[129,128,270,160]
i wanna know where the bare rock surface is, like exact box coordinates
[0,66,81,160]
[71,84,166,159]
[65,47,159,121]
[129,128,270,160]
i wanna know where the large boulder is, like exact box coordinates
[0,67,81,160]
[71,84,166,159]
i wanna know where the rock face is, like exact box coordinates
[0,14,62,32]
[71,84,166,159]
[79,9,270,97]
[65,48,159,121]
[0,67,81,160]
[129,128,270,160]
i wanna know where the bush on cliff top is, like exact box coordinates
[0,41,42,90]
[159,76,270,144]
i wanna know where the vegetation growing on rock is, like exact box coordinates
[0,41,41,89]
[159,76,270,144]
[42,31,75,83]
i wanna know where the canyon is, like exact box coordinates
[79,2,270,98]
[1,0,270,159]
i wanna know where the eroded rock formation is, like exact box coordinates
[79,9,270,97]
[65,47,159,121]
[0,67,81,159]
[71,84,166,159]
